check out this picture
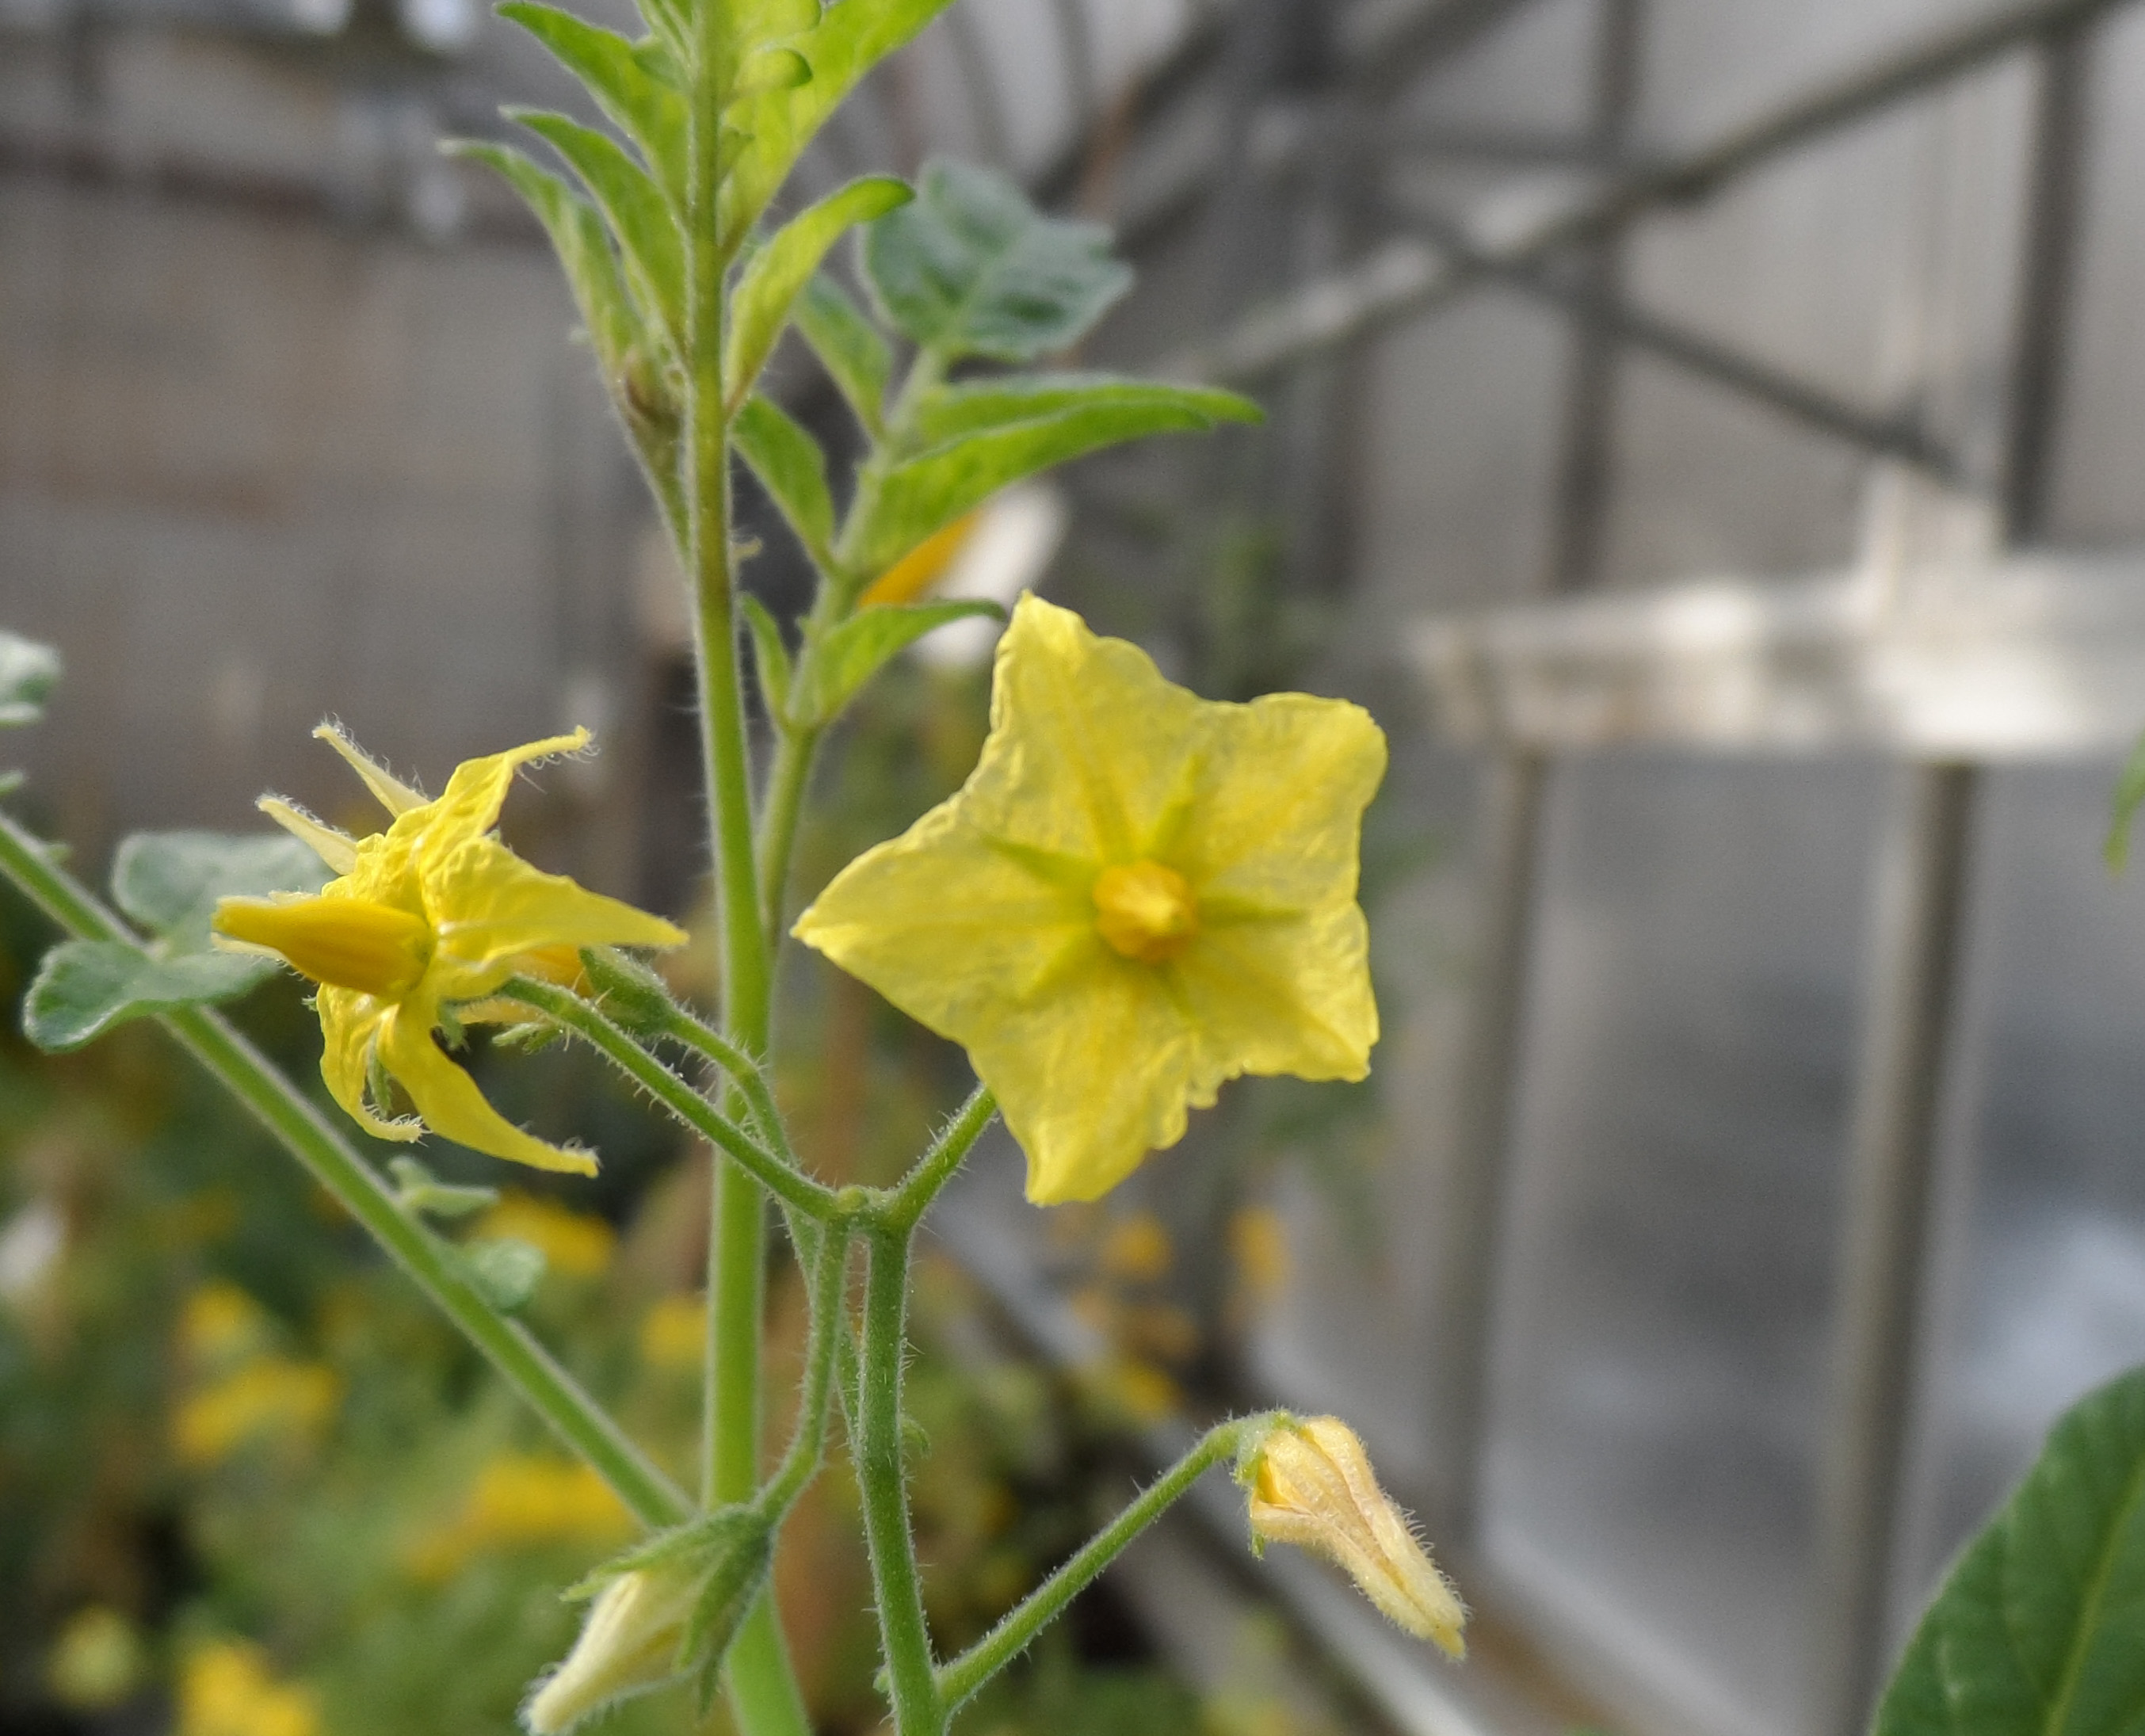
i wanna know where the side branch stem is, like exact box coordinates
[880,1085,997,1234]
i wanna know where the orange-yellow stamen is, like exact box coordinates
[215,896,433,998]
[1092,860,1198,963]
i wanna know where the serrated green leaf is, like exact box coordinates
[1873,1364,2145,1736]
[861,159,1132,364]
[22,941,277,1051]
[739,595,795,724]
[448,141,641,372]
[113,830,331,949]
[794,271,892,438]
[464,1238,547,1311]
[2108,731,2145,870]
[908,375,1261,450]
[511,109,686,350]
[845,393,1258,578]
[716,0,959,250]
[725,177,911,413]
[0,631,60,728]
[801,601,1004,724]
[732,395,837,573]
[497,4,689,211]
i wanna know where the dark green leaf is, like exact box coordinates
[496,5,689,210]
[909,374,1261,449]
[2109,731,2145,870]
[716,0,959,250]
[845,392,1258,578]
[861,159,1131,363]
[802,601,1005,724]
[739,595,795,725]
[1872,1364,2145,1736]
[732,395,837,572]
[22,941,276,1051]
[0,631,60,728]
[726,177,911,412]
[464,1238,547,1311]
[794,271,893,438]
[510,109,686,349]
[113,830,330,949]
[447,142,641,372]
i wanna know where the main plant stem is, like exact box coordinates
[685,9,804,1734]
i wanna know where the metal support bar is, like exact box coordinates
[1169,0,2139,382]
[1807,762,1979,1736]
[1434,750,1548,1544]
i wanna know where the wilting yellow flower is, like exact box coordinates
[174,1358,341,1466]
[1244,1416,1465,1658]
[476,1192,616,1279]
[214,727,687,1175]
[177,1643,320,1736]
[404,1452,632,1582]
[794,595,1384,1204]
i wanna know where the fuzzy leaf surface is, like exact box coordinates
[496,4,688,209]
[733,395,837,572]
[801,601,1004,724]
[512,109,686,348]
[793,271,893,437]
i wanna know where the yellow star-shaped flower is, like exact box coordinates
[212,727,687,1175]
[794,595,1384,1204]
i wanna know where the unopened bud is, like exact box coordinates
[523,1570,693,1734]
[578,946,677,1040]
[1242,1415,1466,1658]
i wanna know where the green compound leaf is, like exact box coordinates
[794,270,893,439]
[510,109,686,350]
[845,387,1261,578]
[445,142,642,375]
[732,394,837,574]
[495,4,688,211]
[0,631,60,728]
[24,944,275,1051]
[717,0,959,251]
[725,176,911,414]
[20,830,331,1051]
[801,601,1005,726]
[1872,1364,2145,1736]
[2108,729,2145,871]
[861,159,1132,364]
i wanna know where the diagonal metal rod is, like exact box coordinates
[1169,0,2141,383]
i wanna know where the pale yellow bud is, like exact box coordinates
[1246,1416,1467,1658]
[523,1570,693,1734]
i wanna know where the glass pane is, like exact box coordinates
[1891,761,2145,1642]
[1483,752,1884,1736]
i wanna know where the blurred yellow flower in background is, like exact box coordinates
[475,1192,615,1279]
[178,1280,272,1368]
[174,1359,341,1467]
[796,595,1385,1204]
[213,726,687,1175]
[638,1292,704,1371]
[177,1643,319,1736]
[858,510,981,608]
[404,1452,632,1583]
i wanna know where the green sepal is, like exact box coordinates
[578,944,679,1038]
[1872,1364,2145,1736]
[494,4,688,211]
[462,1238,547,1312]
[725,176,911,414]
[0,631,60,728]
[800,601,1005,726]
[861,159,1131,364]
[387,1156,500,1221]
[732,394,838,574]
[2108,729,2145,870]
[22,943,278,1052]
[794,270,893,439]
[509,109,686,351]
[845,389,1259,578]
[739,597,796,727]
[682,1522,777,1713]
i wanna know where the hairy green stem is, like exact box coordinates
[858,1229,944,1736]
[658,1009,795,1166]
[0,811,689,1530]
[936,1414,1281,1711]
[763,1226,846,1516]
[497,979,834,1225]
[880,1085,998,1234]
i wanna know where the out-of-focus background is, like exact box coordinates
[10,1,2145,1734]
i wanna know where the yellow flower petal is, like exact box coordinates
[314,721,426,817]
[422,836,688,967]
[858,509,980,608]
[316,990,418,1143]
[257,797,358,874]
[414,727,590,847]
[378,1009,597,1175]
